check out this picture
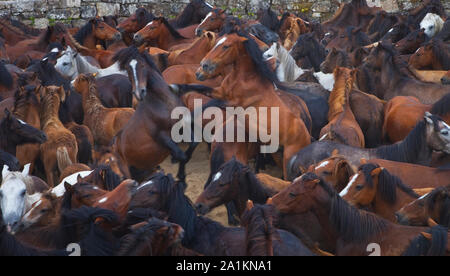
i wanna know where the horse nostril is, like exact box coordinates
[134,34,142,42]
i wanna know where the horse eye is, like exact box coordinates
[322,171,332,176]
[355,185,364,191]
[441,130,449,136]
[21,190,26,197]
[63,62,69,66]
[289,192,297,198]
[223,45,229,50]
[40,209,48,214]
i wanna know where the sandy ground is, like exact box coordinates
[159,142,283,227]
[159,142,229,226]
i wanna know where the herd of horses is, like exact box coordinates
[0,0,449,256]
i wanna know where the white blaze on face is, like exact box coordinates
[339,174,359,197]
[212,37,227,51]
[137,180,153,190]
[18,119,27,125]
[129,59,139,93]
[388,28,393,33]
[205,2,213,8]
[315,161,330,170]
[51,48,59,53]
[146,21,155,27]
[213,172,222,182]
[98,197,108,204]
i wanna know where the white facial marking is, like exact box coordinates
[205,2,213,8]
[51,48,59,53]
[129,59,139,92]
[418,192,429,200]
[339,174,359,197]
[315,161,330,170]
[137,180,153,190]
[213,172,222,182]
[388,28,393,33]
[212,37,227,50]
[319,133,328,141]
[42,57,48,62]
[146,21,154,27]
[18,119,27,125]
[98,197,108,204]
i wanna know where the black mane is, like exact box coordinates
[402,225,448,256]
[0,61,13,89]
[173,0,212,28]
[429,39,450,70]
[135,7,155,26]
[154,17,187,39]
[113,46,161,75]
[74,19,97,45]
[359,164,419,204]
[304,173,390,243]
[258,7,279,32]
[430,93,450,116]
[426,186,450,227]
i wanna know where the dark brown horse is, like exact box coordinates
[364,42,449,104]
[273,173,433,255]
[74,18,122,50]
[409,39,450,70]
[395,29,427,55]
[117,7,155,45]
[396,185,450,227]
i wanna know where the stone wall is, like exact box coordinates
[0,0,448,28]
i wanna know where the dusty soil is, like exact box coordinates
[160,142,283,227]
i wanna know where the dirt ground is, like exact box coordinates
[160,142,283,227]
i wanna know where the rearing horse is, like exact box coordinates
[113,46,194,181]
[196,31,311,178]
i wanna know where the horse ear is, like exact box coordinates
[428,218,438,227]
[64,181,73,192]
[22,164,31,177]
[2,165,10,180]
[424,112,434,125]
[58,86,66,103]
[246,200,254,211]
[370,167,382,177]
[331,149,339,156]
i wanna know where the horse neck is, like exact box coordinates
[81,31,97,49]
[82,83,105,114]
[225,53,266,91]
[145,70,182,109]
[328,72,352,120]
[380,56,404,89]
[76,54,98,75]
[245,212,275,256]
[40,96,63,129]
[158,26,180,50]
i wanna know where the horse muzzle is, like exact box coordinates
[395,212,409,225]
[133,34,143,45]
[134,88,146,101]
[113,32,123,41]
[195,28,204,37]
[194,202,210,215]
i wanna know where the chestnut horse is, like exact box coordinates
[273,173,433,255]
[319,67,365,148]
[409,39,450,70]
[74,18,122,50]
[72,74,134,146]
[38,86,78,187]
[277,13,310,50]
[196,31,311,178]
[168,31,217,66]
[395,29,427,55]
[396,185,450,227]
[134,17,193,50]
[340,163,420,222]
[117,7,155,45]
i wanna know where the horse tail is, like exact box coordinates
[57,147,73,173]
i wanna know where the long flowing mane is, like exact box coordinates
[302,173,390,243]
[13,86,39,119]
[155,17,187,39]
[328,68,353,120]
[38,23,66,46]
[358,164,419,204]
[402,225,448,256]
[241,204,279,256]
[113,46,161,75]
[74,19,97,45]
[135,8,155,26]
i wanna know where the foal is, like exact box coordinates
[38,86,78,187]
[319,67,365,148]
[72,74,134,146]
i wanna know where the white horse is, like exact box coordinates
[263,42,335,91]
[0,164,41,233]
[55,46,127,80]
[420,13,445,38]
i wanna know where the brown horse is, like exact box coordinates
[65,33,116,68]
[409,39,450,70]
[195,8,227,36]
[307,151,355,193]
[320,67,365,148]
[325,26,371,52]
[117,7,155,45]
[38,86,78,187]
[168,31,217,66]
[383,93,450,143]
[272,172,432,255]
[64,178,138,222]
[402,225,450,256]
[396,185,450,227]
[277,13,310,50]
[340,163,420,222]
[74,18,122,50]
[113,46,193,181]
[6,24,66,63]
[241,201,315,256]
[0,18,35,46]
[163,64,225,87]
[395,29,427,55]
[364,42,449,104]
[72,74,134,146]
[196,31,311,178]
[134,17,193,50]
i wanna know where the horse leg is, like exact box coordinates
[157,132,187,163]
[225,201,240,226]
